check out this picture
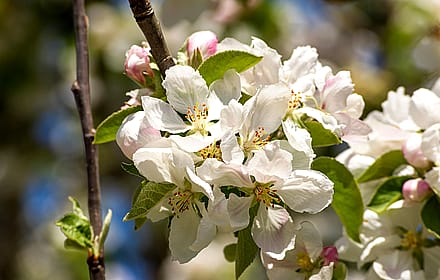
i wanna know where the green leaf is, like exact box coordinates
[123,181,175,222]
[121,162,144,178]
[56,197,93,249]
[312,157,363,242]
[368,176,411,213]
[235,203,259,279]
[94,106,142,144]
[134,217,148,231]
[357,150,407,183]
[332,262,347,280]
[223,243,237,262]
[302,119,341,147]
[422,196,440,238]
[98,209,112,253]
[198,50,262,86]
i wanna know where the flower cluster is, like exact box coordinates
[336,79,440,279]
[113,30,372,279]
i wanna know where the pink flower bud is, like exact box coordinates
[187,31,218,61]
[402,178,432,202]
[321,246,338,266]
[124,44,153,86]
[402,134,431,169]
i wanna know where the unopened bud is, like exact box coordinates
[124,44,154,86]
[402,178,432,202]
[321,246,338,266]
[187,31,218,62]
[402,133,431,170]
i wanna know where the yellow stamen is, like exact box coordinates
[198,142,222,160]
[296,252,315,272]
[185,102,209,135]
[168,190,193,216]
[254,182,280,207]
[243,127,271,153]
[400,231,419,250]
[288,90,302,110]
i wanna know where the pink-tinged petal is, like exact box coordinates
[169,209,201,263]
[402,178,432,203]
[403,133,432,169]
[141,96,188,133]
[274,170,333,214]
[252,205,296,260]
[162,65,209,114]
[187,30,218,60]
[197,158,253,188]
[372,251,413,280]
[320,70,354,113]
[124,44,153,85]
[116,111,161,159]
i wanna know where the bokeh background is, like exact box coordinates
[1,0,439,279]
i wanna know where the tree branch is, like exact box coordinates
[127,0,175,77]
[71,0,105,279]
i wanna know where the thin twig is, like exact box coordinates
[71,0,105,279]
[127,0,175,77]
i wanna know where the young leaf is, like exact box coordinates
[235,204,259,280]
[312,157,363,242]
[198,50,262,86]
[422,196,440,238]
[302,119,342,147]
[223,243,237,262]
[56,197,93,249]
[123,181,175,221]
[367,176,412,213]
[94,106,142,144]
[121,162,144,178]
[332,262,347,280]
[357,150,407,183]
[98,209,112,253]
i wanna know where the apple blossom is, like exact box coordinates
[124,44,154,86]
[402,133,432,170]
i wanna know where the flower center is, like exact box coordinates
[288,90,302,110]
[254,182,280,207]
[243,127,271,153]
[400,230,420,250]
[185,102,209,136]
[168,190,193,216]
[198,142,222,160]
[296,252,315,273]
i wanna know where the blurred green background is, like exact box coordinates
[0,0,439,279]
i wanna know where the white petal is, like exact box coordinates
[116,111,161,159]
[141,96,188,133]
[186,167,214,200]
[421,123,440,164]
[227,194,252,231]
[169,134,214,153]
[220,130,244,164]
[274,170,334,214]
[282,119,315,161]
[282,46,319,84]
[146,196,173,222]
[410,88,440,129]
[197,158,253,188]
[247,142,292,181]
[372,251,414,280]
[295,221,323,260]
[162,65,209,114]
[209,69,241,104]
[169,209,201,263]
[190,206,217,252]
[360,235,401,265]
[219,99,244,132]
[248,83,290,134]
[321,70,354,113]
[309,263,334,280]
[252,205,296,260]
[423,246,440,279]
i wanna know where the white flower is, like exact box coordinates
[261,221,335,280]
[197,142,333,259]
[132,147,216,263]
[336,206,440,279]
